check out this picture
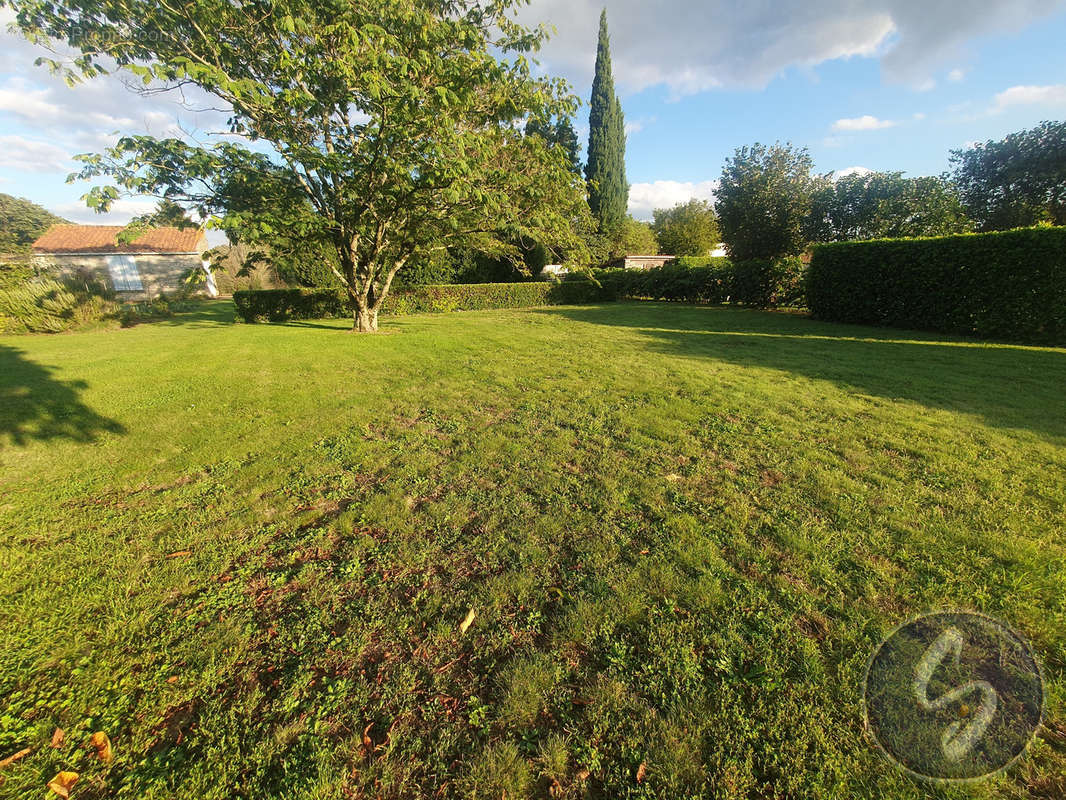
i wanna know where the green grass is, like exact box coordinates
[1,301,1064,799]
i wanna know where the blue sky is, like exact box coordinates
[2,1,1066,229]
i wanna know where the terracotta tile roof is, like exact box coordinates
[32,225,206,254]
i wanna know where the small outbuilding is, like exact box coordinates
[32,224,217,298]
[607,254,678,270]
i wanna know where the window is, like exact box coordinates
[106,255,143,291]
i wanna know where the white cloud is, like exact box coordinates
[627,180,717,221]
[948,68,966,82]
[624,116,656,136]
[832,115,897,131]
[522,1,1063,96]
[0,135,71,172]
[912,111,926,120]
[991,84,1066,112]
[833,166,874,178]
[50,197,159,225]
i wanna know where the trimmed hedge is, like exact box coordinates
[233,280,605,323]
[592,258,805,308]
[808,227,1066,344]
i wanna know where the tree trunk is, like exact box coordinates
[353,304,378,333]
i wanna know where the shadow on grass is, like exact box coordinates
[539,303,1066,442]
[0,344,125,447]
[146,299,238,328]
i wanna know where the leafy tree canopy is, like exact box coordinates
[806,171,971,242]
[4,0,591,330]
[949,120,1066,231]
[118,198,199,244]
[616,216,658,257]
[0,193,67,254]
[525,115,582,177]
[716,142,818,262]
[652,199,719,256]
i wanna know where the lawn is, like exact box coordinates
[1,301,1064,799]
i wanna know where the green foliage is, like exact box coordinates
[717,142,818,261]
[0,193,67,254]
[949,120,1066,231]
[593,257,803,308]
[525,115,582,176]
[585,10,628,233]
[611,216,658,258]
[117,198,197,244]
[730,257,806,308]
[807,171,972,241]
[0,255,35,290]
[116,295,178,327]
[652,199,720,256]
[0,274,116,333]
[233,282,605,322]
[395,251,460,287]
[807,226,1066,344]
[11,0,592,330]
[595,264,732,303]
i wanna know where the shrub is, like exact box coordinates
[233,281,606,323]
[731,257,806,308]
[592,258,805,308]
[807,227,1066,344]
[232,288,349,322]
[118,296,177,327]
[0,278,117,334]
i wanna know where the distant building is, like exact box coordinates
[607,254,678,270]
[32,224,216,298]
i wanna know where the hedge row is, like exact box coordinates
[808,227,1066,344]
[591,258,806,308]
[233,280,605,322]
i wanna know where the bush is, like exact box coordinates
[807,227,1066,344]
[0,277,117,334]
[731,257,806,308]
[591,258,805,308]
[233,281,606,323]
[117,296,177,327]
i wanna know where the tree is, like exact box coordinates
[949,120,1066,231]
[0,193,67,254]
[716,143,817,262]
[807,172,970,242]
[526,115,582,177]
[118,198,198,244]
[617,217,658,256]
[7,0,590,331]
[652,199,719,256]
[585,9,628,234]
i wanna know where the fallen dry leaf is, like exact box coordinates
[166,550,192,559]
[47,771,78,798]
[575,768,590,781]
[665,473,683,482]
[0,747,31,769]
[50,729,64,748]
[459,608,476,634]
[636,762,647,784]
[166,676,179,684]
[89,731,113,763]
[362,723,373,752]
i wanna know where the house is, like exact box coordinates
[31,224,217,299]
[607,254,678,270]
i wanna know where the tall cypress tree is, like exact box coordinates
[586,9,628,233]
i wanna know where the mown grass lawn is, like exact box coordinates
[1,301,1064,799]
